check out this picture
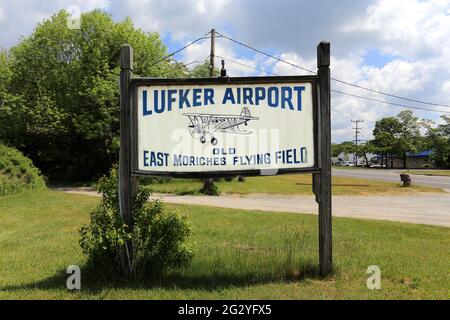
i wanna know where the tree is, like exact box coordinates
[396,110,422,168]
[424,116,450,168]
[331,141,355,162]
[373,111,423,168]
[331,143,339,157]
[373,117,401,168]
[190,61,219,78]
[0,10,184,181]
[354,141,376,167]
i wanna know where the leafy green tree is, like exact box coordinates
[190,61,219,78]
[373,117,400,152]
[331,143,339,157]
[373,111,423,168]
[354,141,376,167]
[424,116,450,168]
[0,10,183,181]
[373,117,401,168]
[0,50,12,94]
[396,111,423,168]
[332,141,355,163]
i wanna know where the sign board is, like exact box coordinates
[131,77,318,177]
[120,42,332,275]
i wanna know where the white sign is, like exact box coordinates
[135,80,316,175]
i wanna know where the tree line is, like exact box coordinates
[0,10,212,182]
[332,110,450,168]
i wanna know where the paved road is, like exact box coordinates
[333,168,450,191]
[61,189,450,227]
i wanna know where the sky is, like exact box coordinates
[0,0,449,142]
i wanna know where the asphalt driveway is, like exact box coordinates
[333,168,450,191]
[61,188,450,227]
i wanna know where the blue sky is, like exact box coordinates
[0,0,449,142]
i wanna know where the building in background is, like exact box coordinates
[371,150,433,169]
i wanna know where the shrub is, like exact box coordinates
[0,144,46,196]
[79,167,193,278]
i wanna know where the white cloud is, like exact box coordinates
[121,0,231,40]
[0,0,110,48]
[0,5,6,24]
[70,0,110,11]
[345,0,450,59]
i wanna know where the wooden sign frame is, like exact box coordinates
[119,42,332,275]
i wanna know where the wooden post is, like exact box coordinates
[315,42,332,275]
[119,45,137,276]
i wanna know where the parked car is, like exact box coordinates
[369,163,386,168]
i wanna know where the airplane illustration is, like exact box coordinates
[183,107,259,145]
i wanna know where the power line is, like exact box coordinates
[159,56,209,77]
[216,31,315,74]
[148,31,211,68]
[216,54,278,76]
[217,55,450,114]
[332,90,450,114]
[330,78,450,108]
[216,31,450,109]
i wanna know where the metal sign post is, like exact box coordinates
[119,42,332,276]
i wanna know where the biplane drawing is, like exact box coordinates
[183,107,259,145]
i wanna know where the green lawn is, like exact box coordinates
[0,190,448,299]
[146,174,443,196]
[404,170,450,177]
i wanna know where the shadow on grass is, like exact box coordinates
[0,261,329,294]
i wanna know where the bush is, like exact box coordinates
[79,167,193,278]
[0,144,46,196]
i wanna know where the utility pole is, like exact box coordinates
[202,29,216,194]
[209,29,215,77]
[351,120,363,166]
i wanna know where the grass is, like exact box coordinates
[404,170,450,177]
[0,190,449,299]
[146,174,443,196]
